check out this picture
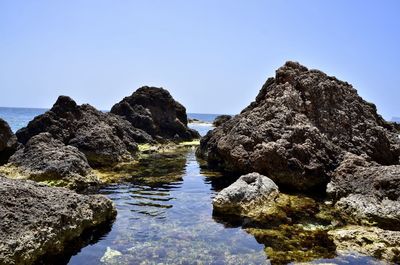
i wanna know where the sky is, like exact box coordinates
[0,1,399,119]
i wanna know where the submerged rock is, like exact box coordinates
[16,96,152,167]
[213,115,232,127]
[1,133,99,191]
[0,176,116,265]
[0,118,17,165]
[328,226,400,263]
[327,153,400,230]
[111,86,200,141]
[198,61,400,191]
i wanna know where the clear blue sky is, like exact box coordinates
[1,1,399,119]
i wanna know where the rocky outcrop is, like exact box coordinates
[1,133,99,191]
[327,153,400,230]
[328,226,400,263]
[198,61,400,191]
[212,115,232,127]
[0,176,116,265]
[16,96,153,167]
[111,86,200,141]
[0,118,17,165]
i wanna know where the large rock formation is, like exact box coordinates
[111,86,200,141]
[0,118,17,165]
[198,61,400,191]
[16,96,152,167]
[1,133,99,191]
[327,153,400,230]
[0,176,116,265]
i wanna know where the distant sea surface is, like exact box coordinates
[0,107,217,135]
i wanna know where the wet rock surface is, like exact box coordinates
[0,176,116,265]
[1,133,99,191]
[16,96,152,167]
[213,115,232,127]
[329,226,400,264]
[111,86,200,141]
[0,118,17,165]
[328,153,400,229]
[198,61,400,191]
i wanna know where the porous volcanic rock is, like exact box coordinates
[213,173,320,225]
[0,176,116,265]
[1,133,99,191]
[327,153,400,230]
[212,115,232,127]
[111,86,200,141]
[328,226,400,263]
[16,96,153,167]
[0,118,17,165]
[198,61,400,191]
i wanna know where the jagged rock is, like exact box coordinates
[213,115,232,127]
[111,86,200,141]
[213,173,320,225]
[16,96,153,167]
[0,118,17,165]
[0,133,99,191]
[327,153,400,229]
[0,176,116,265]
[198,61,400,191]
[328,226,400,263]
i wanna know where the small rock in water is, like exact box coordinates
[100,247,122,264]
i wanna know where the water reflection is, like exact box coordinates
[68,149,269,265]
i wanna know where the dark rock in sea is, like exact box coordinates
[212,115,232,127]
[2,132,99,191]
[0,175,116,265]
[198,61,400,192]
[0,118,17,165]
[111,86,200,141]
[327,153,400,230]
[16,96,153,167]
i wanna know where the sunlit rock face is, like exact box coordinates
[198,61,400,192]
[327,153,400,230]
[1,132,99,191]
[0,176,116,265]
[111,86,200,142]
[0,118,17,165]
[16,96,152,167]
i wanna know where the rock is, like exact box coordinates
[198,61,400,192]
[328,226,400,263]
[213,173,279,214]
[16,96,153,167]
[212,115,232,127]
[0,133,99,191]
[111,86,200,141]
[100,247,122,264]
[327,153,400,229]
[0,118,17,165]
[0,176,116,265]
[212,173,320,225]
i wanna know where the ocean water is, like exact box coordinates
[0,108,385,265]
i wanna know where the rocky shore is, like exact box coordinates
[201,61,400,263]
[0,86,200,264]
[0,176,116,265]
